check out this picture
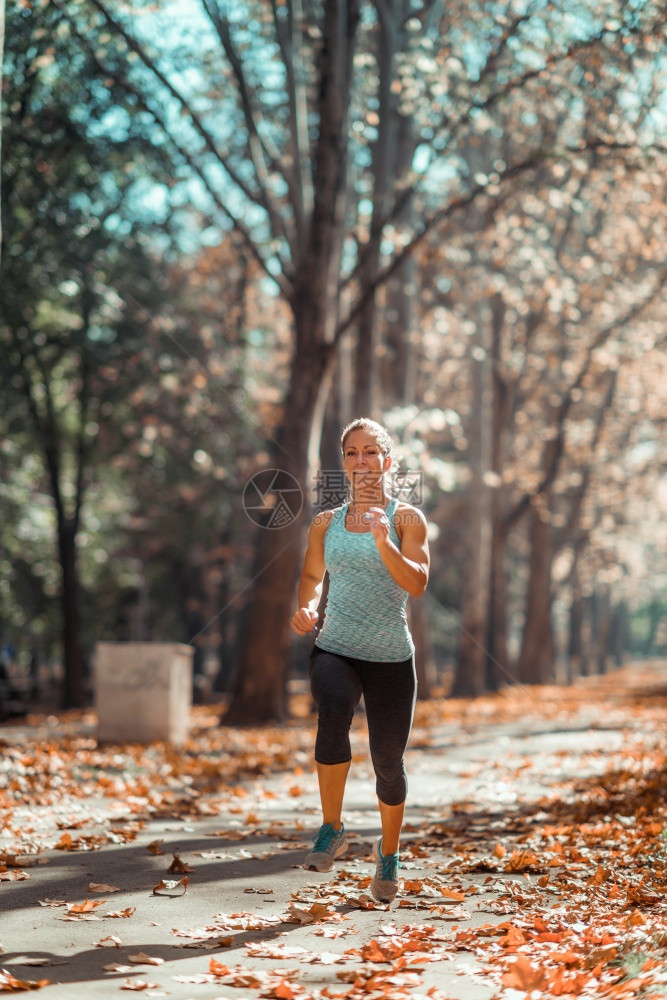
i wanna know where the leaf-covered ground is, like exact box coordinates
[1,661,666,999]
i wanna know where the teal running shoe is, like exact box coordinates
[303,823,348,872]
[370,837,399,903]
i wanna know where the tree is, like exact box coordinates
[0,3,182,705]
[0,0,4,250]
[400,146,665,694]
[46,0,667,718]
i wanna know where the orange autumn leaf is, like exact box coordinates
[438,887,465,902]
[498,924,527,948]
[0,970,50,991]
[493,843,507,859]
[67,898,107,914]
[263,982,301,1000]
[53,833,75,851]
[167,854,194,874]
[127,953,164,966]
[501,956,548,990]
[587,865,609,886]
[151,877,188,895]
[359,941,387,963]
[208,958,231,977]
[402,879,423,893]
[505,849,541,872]
[146,840,164,855]
[286,901,337,924]
[94,935,122,948]
[550,950,581,965]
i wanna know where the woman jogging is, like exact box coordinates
[290,417,430,904]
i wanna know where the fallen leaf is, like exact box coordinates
[53,833,75,851]
[151,878,188,895]
[88,883,119,893]
[0,969,50,990]
[67,899,107,914]
[172,973,216,984]
[120,978,160,991]
[438,887,465,902]
[285,901,336,924]
[505,849,541,872]
[501,956,548,990]
[261,980,301,999]
[146,841,164,855]
[167,855,194,874]
[94,936,122,948]
[127,954,164,966]
[208,958,230,977]
[245,944,307,961]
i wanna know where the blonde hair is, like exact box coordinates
[340,417,400,497]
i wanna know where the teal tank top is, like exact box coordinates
[316,497,414,662]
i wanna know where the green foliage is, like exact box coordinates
[0,2,264,681]
[1,0,665,703]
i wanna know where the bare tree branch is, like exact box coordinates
[270,0,314,244]
[345,13,663,291]
[80,0,286,235]
[200,0,294,252]
[50,1,291,293]
[505,264,667,531]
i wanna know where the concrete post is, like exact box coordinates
[93,642,194,744]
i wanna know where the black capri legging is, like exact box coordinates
[309,645,417,807]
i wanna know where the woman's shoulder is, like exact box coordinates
[393,500,427,530]
[311,505,344,531]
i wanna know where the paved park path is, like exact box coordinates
[1,661,667,999]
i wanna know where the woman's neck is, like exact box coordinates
[349,493,389,510]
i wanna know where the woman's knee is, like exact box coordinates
[372,750,408,805]
[315,705,354,764]
[375,768,407,806]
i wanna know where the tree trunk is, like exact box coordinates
[222,343,330,724]
[353,0,406,416]
[592,587,612,675]
[223,0,359,724]
[486,522,510,690]
[380,77,418,404]
[485,295,512,691]
[608,601,627,667]
[642,599,662,655]
[452,322,493,696]
[516,502,555,684]
[57,520,85,708]
[567,566,584,681]
[0,0,4,251]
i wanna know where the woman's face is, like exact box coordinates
[342,429,391,493]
